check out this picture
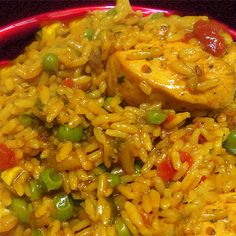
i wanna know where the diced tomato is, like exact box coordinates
[158,158,177,181]
[180,151,193,167]
[182,32,194,42]
[193,20,226,57]
[164,113,175,124]
[199,175,207,184]
[140,210,150,226]
[62,78,74,88]
[198,134,207,144]
[0,144,17,170]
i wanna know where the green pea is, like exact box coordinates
[111,167,124,176]
[19,114,34,127]
[151,12,164,20]
[106,8,117,16]
[9,198,32,224]
[53,193,73,221]
[99,163,109,171]
[32,229,43,236]
[146,109,167,125]
[223,129,236,154]
[115,217,131,236]
[103,97,113,111]
[108,174,121,188]
[29,180,44,201]
[93,163,109,176]
[42,53,59,73]
[39,168,63,191]
[84,28,94,40]
[57,124,83,142]
[134,160,143,174]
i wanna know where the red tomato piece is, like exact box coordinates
[62,78,74,88]
[193,20,223,40]
[182,32,194,42]
[180,151,193,167]
[199,33,225,57]
[158,158,177,181]
[198,134,207,144]
[164,113,175,124]
[193,20,226,57]
[0,144,17,170]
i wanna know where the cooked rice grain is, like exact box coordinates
[0,0,236,235]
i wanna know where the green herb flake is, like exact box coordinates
[117,75,125,84]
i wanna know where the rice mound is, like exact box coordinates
[0,0,236,235]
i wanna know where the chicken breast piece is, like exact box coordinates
[106,42,236,111]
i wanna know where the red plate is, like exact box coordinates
[0,5,235,64]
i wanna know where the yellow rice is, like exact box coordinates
[0,0,236,235]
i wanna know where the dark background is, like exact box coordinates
[0,0,235,60]
[0,0,236,28]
